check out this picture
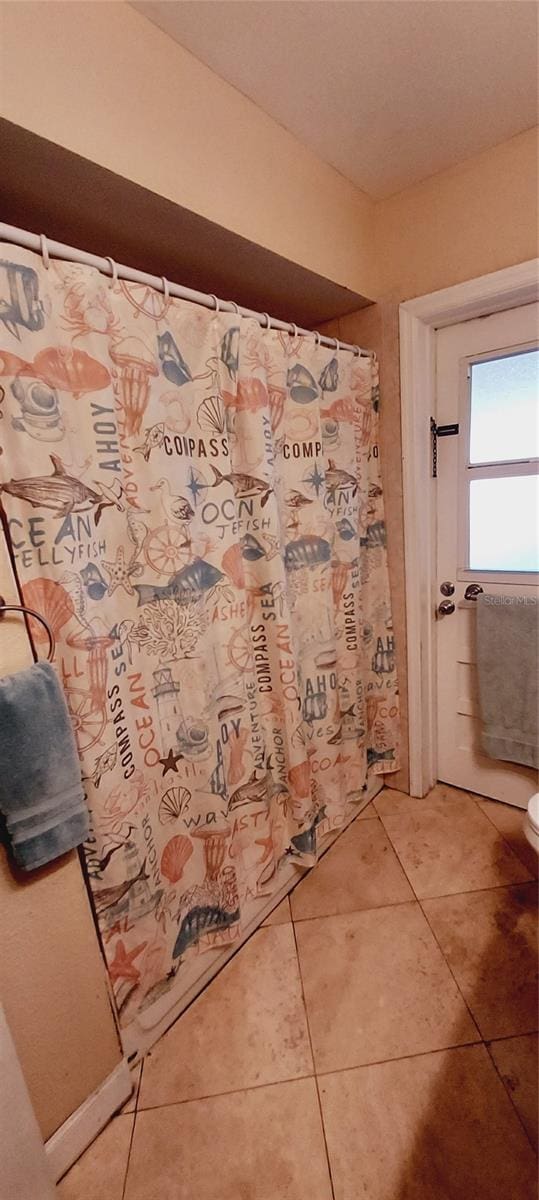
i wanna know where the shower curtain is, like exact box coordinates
[0,246,399,1025]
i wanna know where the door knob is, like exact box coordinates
[440,581,455,596]
[464,584,483,600]
[437,599,455,616]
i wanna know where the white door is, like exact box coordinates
[435,303,538,807]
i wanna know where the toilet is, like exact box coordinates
[524,794,539,854]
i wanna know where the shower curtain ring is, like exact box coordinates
[313,331,321,348]
[228,301,240,315]
[209,294,220,313]
[105,257,118,289]
[332,337,340,354]
[261,313,271,330]
[161,276,170,303]
[289,323,299,339]
[40,235,50,270]
[353,345,361,357]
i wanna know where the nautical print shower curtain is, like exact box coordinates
[0,245,399,1026]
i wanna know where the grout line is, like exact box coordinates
[483,1038,539,1154]
[121,1101,139,1200]
[290,917,337,1200]
[470,796,538,879]
[313,1036,484,1080]
[291,897,417,923]
[134,1071,317,1114]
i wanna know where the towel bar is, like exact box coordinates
[0,596,55,662]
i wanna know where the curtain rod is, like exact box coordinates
[0,222,371,359]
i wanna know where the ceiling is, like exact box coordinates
[133,0,538,199]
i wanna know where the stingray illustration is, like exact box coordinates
[1,454,123,524]
[210,464,272,508]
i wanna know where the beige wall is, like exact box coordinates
[375,127,538,301]
[0,1,377,299]
[0,544,121,1141]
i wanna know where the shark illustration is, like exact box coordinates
[1,454,123,524]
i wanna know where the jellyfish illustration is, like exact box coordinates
[22,577,75,649]
[192,826,230,881]
[109,337,158,436]
[157,332,192,387]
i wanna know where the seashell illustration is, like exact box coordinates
[22,576,74,643]
[220,327,239,378]
[240,533,266,561]
[197,394,226,435]
[287,364,319,404]
[160,834,193,883]
[157,332,192,387]
[337,518,355,541]
[0,350,32,377]
[158,786,192,825]
[319,357,339,393]
[284,535,332,571]
[221,543,245,589]
[33,347,110,397]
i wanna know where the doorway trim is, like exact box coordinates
[399,259,539,797]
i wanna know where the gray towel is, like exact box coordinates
[0,661,88,870]
[476,594,538,769]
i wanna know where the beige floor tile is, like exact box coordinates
[380,791,531,897]
[488,1033,539,1152]
[139,924,312,1107]
[57,1114,134,1200]
[125,1078,332,1200]
[262,895,291,925]
[356,797,377,818]
[291,817,413,920]
[477,797,538,877]
[319,1045,537,1200]
[374,781,476,817]
[295,903,478,1073]
[423,883,538,1038]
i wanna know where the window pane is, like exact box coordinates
[469,349,539,464]
[469,475,539,571]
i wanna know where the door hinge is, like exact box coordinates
[430,419,459,477]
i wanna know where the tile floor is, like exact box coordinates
[57,784,538,1199]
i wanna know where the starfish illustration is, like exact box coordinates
[109,938,147,982]
[159,747,185,776]
[103,546,139,595]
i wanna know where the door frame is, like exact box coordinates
[399,259,539,797]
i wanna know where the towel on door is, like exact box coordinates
[476,594,538,769]
[0,661,88,870]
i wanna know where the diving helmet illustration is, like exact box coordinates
[10,376,65,441]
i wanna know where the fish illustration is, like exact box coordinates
[289,806,327,856]
[210,464,272,508]
[86,742,118,788]
[135,557,224,606]
[325,458,358,497]
[173,904,239,959]
[93,860,149,915]
[157,332,192,387]
[134,421,165,461]
[80,562,108,600]
[286,490,313,510]
[227,768,272,812]
[0,454,122,524]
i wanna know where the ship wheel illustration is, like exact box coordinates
[227,626,253,673]
[119,280,172,323]
[143,523,192,576]
[66,689,108,752]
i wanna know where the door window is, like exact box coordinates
[462,346,538,576]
